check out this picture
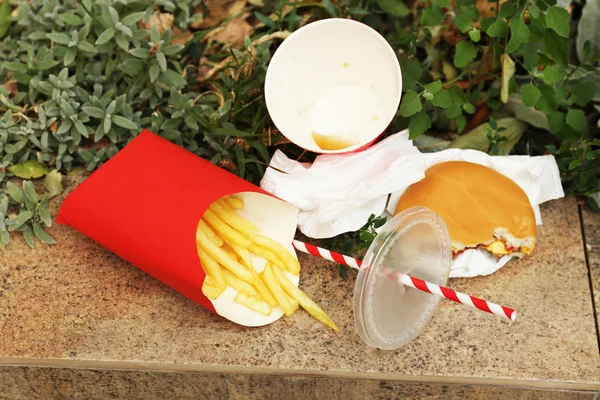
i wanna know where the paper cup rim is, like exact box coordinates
[265,18,402,154]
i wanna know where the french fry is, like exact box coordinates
[227,244,278,307]
[196,229,254,283]
[197,220,223,247]
[272,266,339,331]
[222,269,260,297]
[252,235,301,275]
[210,199,260,238]
[202,208,252,247]
[263,263,296,316]
[229,243,253,270]
[235,292,271,316]
[248,243,288,271]
[197,245,225,288]
[223,195,244,209]
[202,282,225,300]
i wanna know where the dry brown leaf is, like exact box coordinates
[2,80,17,96]
[50,121,57,133]
[191,0,247,30]
[171,27,194,46]
[475,0,507,18]
[204,15,253,48]
[143,12,174,35]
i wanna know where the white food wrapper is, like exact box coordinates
[260,130,565,278]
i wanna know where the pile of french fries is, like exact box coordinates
[196,195,338,331]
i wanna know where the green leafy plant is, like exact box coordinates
[0,0,598,252]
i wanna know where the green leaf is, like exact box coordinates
[566,109,587,132]
[540,65,565,84]
[400,60,422,89]
[149,63,160,83]
[103,116,112,134]
[399,90,422,117]
[254,11,276,27]
[529,4,540,18]
[422,5,444,26]
[456,115,467,132]
[6,182,24,203]
[546,6,570,38]
[462,103,476,113]
[6,211,33,230]
[44,170,63,198]
[74,120,88,137]
[23,227,34,248]
[38,206,52,227]
[161,44,184,55]
[547,111,565,134]
[33,221,56,244]
[543,28,569,65]
[448,118,526,154]
[535,85,559,112]
[468,29,481,42]
[59,13,84,25]
[35,59,58,70]
[425,80,442,94]
[79,149,93,162]
[523,51,539,70]
[520,83,541,107]
[77,41,98,53]
[156,51,167,72]
[431,90,452,108]
[0,0,11,39]
[572,81,597,106]
[499,2,516,18]
[119,58,144,75]
[63,48,76,66]
[8,160,49,179]
[378,0,410,16]
[568,159,581,170]
[446,104,463,118]
[121,11,146,26]
[454,13,473,33]
[82,106,105,118]
[96,27,116,45]
[111,115,137,130]
[47,32,71,45]
[60,99,75,117]
[408,111,432,139]
[161,69,186,88]
[129,48,150,59]
[4,62,28,73]
[22,181,38,203]
[485,18,508,38]
[506,14,530,53]
[453,41,477,67]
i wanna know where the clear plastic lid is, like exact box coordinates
[353,206,451,350]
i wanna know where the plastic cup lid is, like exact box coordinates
[353,206,452,350]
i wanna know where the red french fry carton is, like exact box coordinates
[57,130,299,327]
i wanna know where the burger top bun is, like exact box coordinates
[395,161,536,256]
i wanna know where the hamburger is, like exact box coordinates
[395,161,536,258]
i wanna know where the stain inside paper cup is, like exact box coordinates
[310,83,388,151]
[196,192,300,327]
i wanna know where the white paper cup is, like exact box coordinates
[265,18,402,154]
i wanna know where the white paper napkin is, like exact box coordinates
[260,130,565,277]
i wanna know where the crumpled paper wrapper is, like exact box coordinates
[260,130,565,278]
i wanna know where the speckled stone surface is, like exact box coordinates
[1,177,599,396]
[0,366,596,400]
[582,207,600,340]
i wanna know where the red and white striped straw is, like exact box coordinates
[292,240,517,321]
